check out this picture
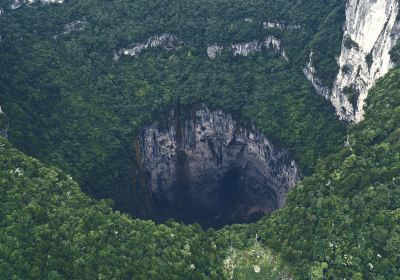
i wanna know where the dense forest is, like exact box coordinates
[1,0,400,278]
[0,137,227,279]
[0,0,346,214]
[1,61,400,279]
[259,67,400,279]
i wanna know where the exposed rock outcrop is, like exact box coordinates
[231,40,261,56]
[138,106,300,227]
[232,36,287,59]
[306,0,400,122]
[208,36,288,60]
[303,51,331,99]
[263,20,301,30]
[331,0,400,122]
[114,34,180,60]
[63,19,87,34]
[10,0,63,9]
[115,33,287,61]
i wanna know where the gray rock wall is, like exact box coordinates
[138,106,300,226]
[305,0,400,123]
[332,0,400,122]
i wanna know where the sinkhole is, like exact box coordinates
[137,107,300,228]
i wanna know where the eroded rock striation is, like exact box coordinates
[114,34,180,60]
[332,0,400,122]
[208,36,288,60]
[305,0,400,122]
[303,51,331,99]
[10,0,63,9]
[138,106,300,227]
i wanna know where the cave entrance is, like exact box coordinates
[138,107,300,229]
[219,168,240,215]
[164,165,281,229]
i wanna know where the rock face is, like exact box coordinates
[263,20,301,30]
[207,44,224,58]
[114,34,180,60]
[207,36,288,60]
[10,0,63,9]
[331,0,400,122]
[63,19,87,34]
[138,106,300,227]
[303,51,331,99]
[306,0,400,122]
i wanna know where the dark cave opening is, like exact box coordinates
[153,166,282,229]
[138,107,300,229]
[220,168,240,212]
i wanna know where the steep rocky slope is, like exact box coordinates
[138,107,300,227]
[306,0,400,122]
[332,0,400,122]
[262,66,400,279]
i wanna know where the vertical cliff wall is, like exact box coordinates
[332,0,400,122]
[306,0,400,122]
[138,106,300,227]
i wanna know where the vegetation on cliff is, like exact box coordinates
[0,137,227,279]
[0,0,346,214]
[1,0,399,279]
[259,68,400,279]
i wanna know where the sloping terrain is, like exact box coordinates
[0,0,346,215]
[1,0,400,279]
[260,67,400,279]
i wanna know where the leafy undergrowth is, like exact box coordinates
[220,226,291,280]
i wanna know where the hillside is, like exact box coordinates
[1,0,400,279]
[0,136,227,279]
[260,67,400,279]
[1,67,399,277]
[0,0,346,214]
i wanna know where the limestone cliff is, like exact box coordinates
[138,106,300,227]
[114,34,180,60]
[10,0,63,9]
[306,0,400,122]
[303,51,331,99]
[263,20,301,30]
[208,36,288,60]
[333,0,400,122]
